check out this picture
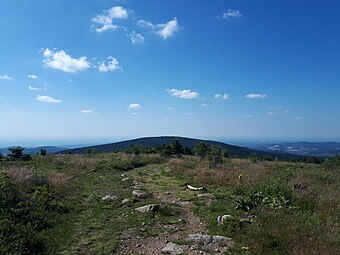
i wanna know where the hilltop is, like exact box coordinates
[59,136,298,160]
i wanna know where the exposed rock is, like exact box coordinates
[121,177,129,182]
[186,234,212,245]
[102,193,118,202]
[132,190,147,199]
[217,214,232,225]
[212,235,234,248]
[122,198,130,204]
[185,183,207,191]
[135,204,161,213]
[161,242,184,254]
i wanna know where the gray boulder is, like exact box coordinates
[212,235,234,248]
[162,242,184,254]
[186,234,212,245]
[135,204,161,213]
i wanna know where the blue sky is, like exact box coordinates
[1,0,340,142]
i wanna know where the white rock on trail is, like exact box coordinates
[161,242,184,254]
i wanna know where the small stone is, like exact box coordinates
[132,190,147,199]
[135,204,161,213]
[122,198,130,204]
[161,242,184,254]
[186,234,212,245]
[121,177,130,182]
[102,193,118,202]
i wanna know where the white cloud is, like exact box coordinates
[28,86,40,91]
[137,20,155,29]
[137,17,180,40]
[222,9,242,19]
[0,74,12,80]
[168,107,175,110]
[295,116,301,120]
[157,18,180,39]
[92,6,128,33]
[245,93,268,99]
[81,109,93,114]
[42,48,90,73]
[201,103,208,107]
[168,88,199,99]
[284,109,290,113]
[267,111,276,116]
[36,95,61,103]
[214,93,229,100]
[28,74,38,79]
[132,112,138,115]
[128,31,145,44]
[129,103,141,110]
[98,56,122,72]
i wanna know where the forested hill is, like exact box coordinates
[59,136,297,160]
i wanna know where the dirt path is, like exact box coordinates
[117,168,212,254]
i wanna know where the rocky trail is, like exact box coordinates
[117,167,234,255]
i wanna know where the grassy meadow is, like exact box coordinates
[0,152,339,254]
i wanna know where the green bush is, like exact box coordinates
[323,155,340,171]
[234,183,292,211]
[0,172,67,254]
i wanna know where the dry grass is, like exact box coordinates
[47,171,70,195]
[6,167,33,184]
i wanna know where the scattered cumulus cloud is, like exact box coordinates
[201,103,208,107]
[128,31,145,44]
[222,9,242,19]
[129,103,141,110]
[92,6,128,33]
[168,88,199,99]
[138,17,180,40]
[0,74,12,80]
[42,48,90,73]
[98,56,122,72]
[36,95,61,103]
[267,111,276,116]
[28,86,40,91]
[245,93,268,99]
[28,74,38,79]
[158,18,180,39]
[81,109,94,114]
[132,112,138,115]
[214,93,229,100]
[137,20,155,29]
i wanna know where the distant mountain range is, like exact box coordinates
[3,138,338,159]
[0,146,67,155]
[57,136,299,160]
[247,141,340,157]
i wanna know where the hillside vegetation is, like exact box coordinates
[0,143,339,254]
[59,136,299,160]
